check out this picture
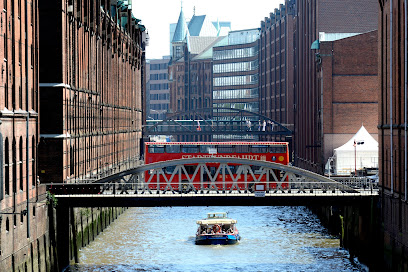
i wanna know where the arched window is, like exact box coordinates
[70,146,74,176]
[5,138,9,195]
[12,138,17,194]
[19,137,23,191]
[31,136,36,186]
[6,217,9,232]
[0,133,3,200]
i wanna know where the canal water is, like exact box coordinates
[66,206,362,272]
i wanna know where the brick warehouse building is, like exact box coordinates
[378,0,408,270]
[169,7,223,142]
[317,30,379,172]
[38,0,145,184]
[0,0,50,271]
[259,1,296,144]
[37,0,145,268]
[294,0,378,173]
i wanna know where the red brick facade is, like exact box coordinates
[294,0,378,173]
[378,0,408,270]
[169,56,213,142]
[318,31,378,162]
[0,0,50,271]
[38,0,145,184]
[259,1,295,145]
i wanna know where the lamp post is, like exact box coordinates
[354,139,365,176]
[327,156,334,178]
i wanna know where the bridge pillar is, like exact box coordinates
[55,204,71,269]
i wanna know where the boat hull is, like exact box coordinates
[195,234,240,245]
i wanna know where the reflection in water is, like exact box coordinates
[66,206,360,272]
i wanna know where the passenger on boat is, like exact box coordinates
[213,224,221,233]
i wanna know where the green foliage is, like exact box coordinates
[46,191,58,208]
[80,208,91,217]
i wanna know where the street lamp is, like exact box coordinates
[327,156,334,178]
[354,139,365,176]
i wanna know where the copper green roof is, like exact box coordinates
[172,7,189,42]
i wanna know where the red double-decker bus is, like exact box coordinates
[144,142,290,191]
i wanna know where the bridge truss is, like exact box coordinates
[144,107,293,138]
[48,158,378,207]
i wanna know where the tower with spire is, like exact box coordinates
[172,2,190,60]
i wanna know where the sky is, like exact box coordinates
[132,0,285,59]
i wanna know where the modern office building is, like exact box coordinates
[146,57,171,120]
[212,29,261,140]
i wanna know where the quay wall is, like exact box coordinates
[51,205,127,270]
[311,196,382,270]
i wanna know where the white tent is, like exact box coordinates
[333,126,378,176]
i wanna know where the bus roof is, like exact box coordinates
[145,142,288,146]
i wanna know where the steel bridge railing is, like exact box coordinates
[46,181,377,197]
[47,158,379,198]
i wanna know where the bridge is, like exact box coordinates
[48,157,378,207]
[144,108,293,138]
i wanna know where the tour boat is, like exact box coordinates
[195,212,240,245]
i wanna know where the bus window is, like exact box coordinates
[270,146,287,153]
[148,145,165,153]
[166,145,181,153]
[165,166,176,174]
[228,165,239,174]
[184,165,197,174]
[218,145,234,153]
[235,145,249,153]
[200,145,216,153]
[251,145,268,153]
[251,165,263,174]
[182,145,199,153]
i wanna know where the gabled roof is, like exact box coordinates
[188,15,218,37]
[212,21,231,36]
[188,36,220,55]
[192,36,228,60]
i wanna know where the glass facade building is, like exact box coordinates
[212,29,261,140]
[147,57,171,120]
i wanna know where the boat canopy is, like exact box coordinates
[196,212,237,225]
[207,212,227,219]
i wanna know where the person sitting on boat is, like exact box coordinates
[213,224,220,233]
[227,227,233,233]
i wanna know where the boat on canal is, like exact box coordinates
[195,212,240,245]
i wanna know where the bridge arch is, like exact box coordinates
[48,157,377,206]
[144,107,292,137]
